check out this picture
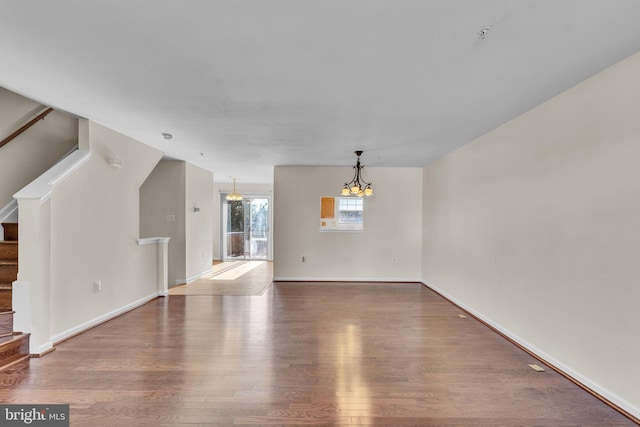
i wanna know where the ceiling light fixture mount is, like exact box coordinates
[226,177,243,201]
[478,26,492,39]
[341,150,373,197]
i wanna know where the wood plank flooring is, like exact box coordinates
[0,280,635,426]
[170,261,272,296]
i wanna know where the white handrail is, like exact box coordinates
[14,150,90,201]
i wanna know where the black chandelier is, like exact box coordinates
[341,150,373,197]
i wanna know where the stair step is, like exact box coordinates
[0,262,18,282]
[0,333,30,372]
[0,284,12,311]
[1,223,18,241]
[0,311,14,338]
[0,241,18,262]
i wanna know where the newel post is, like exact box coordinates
[13,197,53,355]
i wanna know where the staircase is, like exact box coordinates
[0,222,30,371]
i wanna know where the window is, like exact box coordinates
[320,197,364,231]
[338,198,362,224]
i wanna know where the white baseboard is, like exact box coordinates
[50,292,159,345]
[0,198,18,223]
[174,267,214,286]
[273,277,422,282]
[422,280,640,421]
[32,341,54,356]
[0,199,18,240]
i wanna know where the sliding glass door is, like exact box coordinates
[223,197,269,260]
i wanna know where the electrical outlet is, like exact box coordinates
[93,280,102,293]
[166,214,176,222]
[301,256,306,262]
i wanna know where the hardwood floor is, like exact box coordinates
[170,261,273,296]
[0,280,635,426]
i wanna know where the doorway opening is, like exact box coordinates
[222,196,269,260]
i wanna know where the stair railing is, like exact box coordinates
[0,107,54,149]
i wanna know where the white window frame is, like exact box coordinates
[320,197,364,232]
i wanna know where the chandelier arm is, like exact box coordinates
[341,150,373,197]
[347,166,359,186]
[361,168,371,187]
[357,167,371,187]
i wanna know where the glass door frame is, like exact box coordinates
[220,193,272,261]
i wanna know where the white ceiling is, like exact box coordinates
[2,1,640,184]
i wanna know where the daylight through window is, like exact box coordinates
[320,197,364,231]
[338,198,363,224]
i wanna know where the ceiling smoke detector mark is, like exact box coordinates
[478,26,493,39]
[457,314,467,319]
[529,364,546,372]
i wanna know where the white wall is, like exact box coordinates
[49,121,163,338]
[141,160,214,285]
[213,182,273,261]
[0,86,78,209]
[274,166,422,281]
[422,52,640,417]
[185,163,213,281]
[140,160,186,285]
